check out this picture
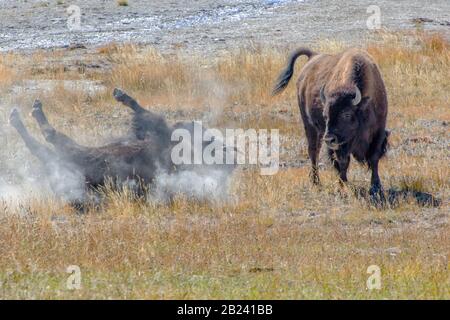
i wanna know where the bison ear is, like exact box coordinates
[319,86,326,104]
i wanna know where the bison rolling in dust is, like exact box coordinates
[8,89,233,207]
[9,97,169,207]
[273,47,389,203]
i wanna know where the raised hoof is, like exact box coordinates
[30,100,47,124]
[113,88,126,101]
[32,99,43,111]
[30,100,43,120]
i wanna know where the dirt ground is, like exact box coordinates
[1,0,449,54]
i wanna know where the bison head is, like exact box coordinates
[320,85,367,150]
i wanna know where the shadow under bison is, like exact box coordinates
[350,185,441,208]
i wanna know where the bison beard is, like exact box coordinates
[273,47,389,204]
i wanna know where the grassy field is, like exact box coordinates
[0,31,448,299]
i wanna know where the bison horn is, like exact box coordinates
[320,86,326,104]
[352,87,362,106]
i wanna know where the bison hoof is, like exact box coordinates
[32,99,43,111]
[369,185,386,207]
[31,103,46,122]
[309,171,320,185]
[113,88,125,100]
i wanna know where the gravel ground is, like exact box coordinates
[0,0,449,54]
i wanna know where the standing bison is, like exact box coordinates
[273,47,389,201]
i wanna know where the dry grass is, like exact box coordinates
[117,0,128,7]
[0,54,17,89]
[0,31,448,299]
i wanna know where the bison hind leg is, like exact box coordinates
[30,100,84,153]
[30,99,56,140]
[305,128,323,185]
[30,99,46,124]
[9,108,57,163]
[9,108,23,130]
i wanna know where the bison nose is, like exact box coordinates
[324,134,338,145]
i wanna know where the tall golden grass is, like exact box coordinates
[0,54,16,88]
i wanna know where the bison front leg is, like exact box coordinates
[31,100,82,154]
[367,130,388,206]
[113,88,170,142]
[328,149,343,180]
[331,150,350,184]
[368,157,385,205]
[113,88,147,113]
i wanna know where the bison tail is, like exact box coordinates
[272,47,317,96]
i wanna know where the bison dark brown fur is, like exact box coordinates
[113,88,235,173]
[273,47,389,201]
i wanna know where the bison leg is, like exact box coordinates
[10,109,88,206]
[369,160,381,190]
[9,108,57,162]
[305,125,323,185]
[329,149,350,183]
[30,100,83,154]
[113,88,171,142]
[367,130,388,205]
[368,158,386,205]
[328,148,341,174]
[113,88,147,113]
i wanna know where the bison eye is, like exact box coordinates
[342,112,353,121]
